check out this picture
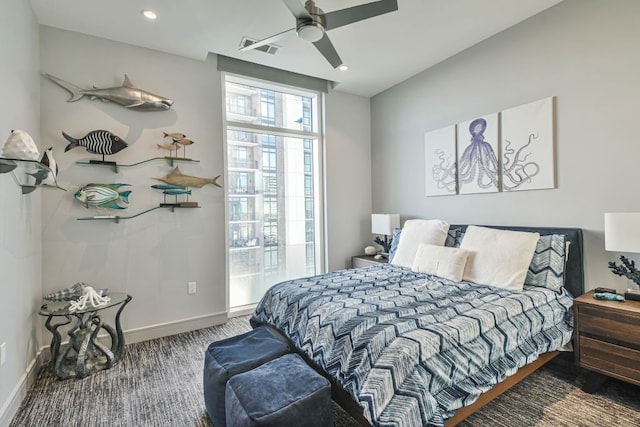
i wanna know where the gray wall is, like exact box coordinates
[325,91,372,269]
[370,0,640,292]
[0,1,42,425]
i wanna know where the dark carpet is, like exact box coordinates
[10,316,640,426]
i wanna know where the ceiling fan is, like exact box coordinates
[240,0,399,68]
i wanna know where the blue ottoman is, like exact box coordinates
[204,327,290,427]
[225,353,332,427]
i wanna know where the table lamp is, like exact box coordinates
[604,212,640,299]
[372,213,400,255]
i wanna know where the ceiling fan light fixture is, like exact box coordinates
[297,22,324,42]
[141,9,158,20]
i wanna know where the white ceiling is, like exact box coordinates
[30,0,564,97]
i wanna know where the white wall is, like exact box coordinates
[370,0,640,292]
[0,2,42,426]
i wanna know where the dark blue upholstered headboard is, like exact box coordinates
[451,225,585,298]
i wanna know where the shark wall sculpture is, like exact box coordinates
[43,73,174,111]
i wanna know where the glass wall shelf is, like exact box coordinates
[77,204,199,223]
[75,156,199,173]
[0,157,66,194]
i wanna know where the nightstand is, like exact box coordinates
[351,255,388,268]
[574,290,640,392]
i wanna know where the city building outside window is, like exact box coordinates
[224,75,323,310]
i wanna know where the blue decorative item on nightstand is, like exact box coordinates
[372,213,400,255]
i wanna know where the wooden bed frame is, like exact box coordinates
[266,226,585,426]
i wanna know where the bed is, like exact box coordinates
[250,224,584,426]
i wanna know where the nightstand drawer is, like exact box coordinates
[351,255,386,268]
[578,305,640,348]
[579,336,640,385]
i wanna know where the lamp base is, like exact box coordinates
[374,235,392,254]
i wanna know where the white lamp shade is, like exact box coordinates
[372,214,400,235]
[604,212,640,253]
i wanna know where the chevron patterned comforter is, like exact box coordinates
[251,263,574,427]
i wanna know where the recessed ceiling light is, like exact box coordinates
[338,65,349,71]
[141,9,158,20]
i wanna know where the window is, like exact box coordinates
[224,74,323,309]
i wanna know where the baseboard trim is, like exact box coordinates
[0,351,45,427]
[123,311,228,344]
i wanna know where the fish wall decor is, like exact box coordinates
[63,130,128,159]
[74,183,131,211]
[28,147,60,187]
[154,167,222,188]
[161,131,194,158]
[43,73,174,111]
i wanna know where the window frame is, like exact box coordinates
[222,72,326,314]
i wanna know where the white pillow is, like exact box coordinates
[390,219,449,268]
[460,226,540,291]
[411,243,470,282]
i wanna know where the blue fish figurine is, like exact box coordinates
[163,189,192,196]
[63,130,128,155]
[74,183,131,210]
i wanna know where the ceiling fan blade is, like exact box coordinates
[312,33,342,68]
[323,0,398,31]
[283,0,312,19]
[239,28,297,51]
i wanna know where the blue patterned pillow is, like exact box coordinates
[445,228,465,248]
[524,234,567,293]
[388,227,402,262]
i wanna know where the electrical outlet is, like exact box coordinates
[188,281,197,295]
[0,342,6,367]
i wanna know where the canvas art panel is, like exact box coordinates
[456,113,499,194]
[500,97,555,191]
[425,125,457,196]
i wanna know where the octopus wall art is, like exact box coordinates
[427,96,554,195]
[456,116,500,194]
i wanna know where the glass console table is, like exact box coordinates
[39,292,132,379]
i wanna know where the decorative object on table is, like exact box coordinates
[1,129,40,161]
[604,212,640,288]
[44,282,108,302]
[43,73,174,111]
[74,183,131,213]
[364,245,377,256]
[154,166,222,188]
[27,146,59,186]
[151,184,197,208]
[44,282,84,301]
[372,213,400,255]
[69,285,111,312]
[593,292,625,302]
